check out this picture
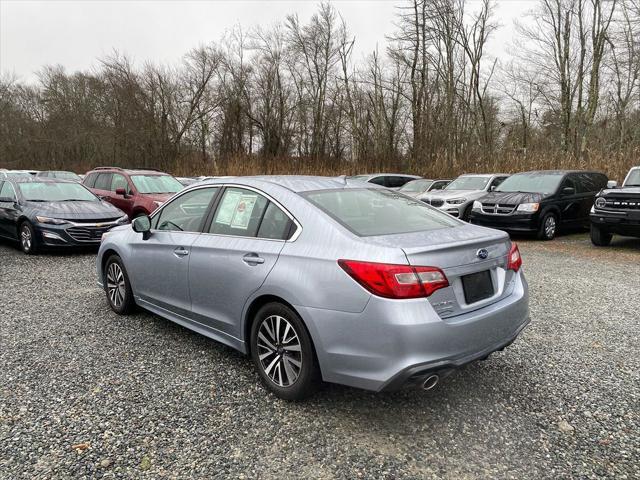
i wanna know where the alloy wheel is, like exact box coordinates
[106,262,126,308]
[21,225,32,252]
[545,216,557,238]
[257,315,303,387]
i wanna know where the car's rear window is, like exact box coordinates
[303,188,459,236]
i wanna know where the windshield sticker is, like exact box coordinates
[215,190,243,225]
[230,194,258,229]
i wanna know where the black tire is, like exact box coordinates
[19,221,39,255]
[103,254,136,314]
[537,212,558,240]
[590,224,612,246]
[250,302,320,400]
[461,204,473,222]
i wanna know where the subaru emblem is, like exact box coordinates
[476,248,489,260]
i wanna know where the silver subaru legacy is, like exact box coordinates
[97,176,530,400]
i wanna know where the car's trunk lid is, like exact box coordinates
[367,224,516,319]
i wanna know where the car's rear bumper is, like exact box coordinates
[297,270,530,392]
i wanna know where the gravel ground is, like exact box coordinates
[1,233,638,479]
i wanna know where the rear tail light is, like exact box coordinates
[507,243,522,272]
[338,260,449,299]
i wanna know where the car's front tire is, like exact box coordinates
[590,224,612,246]
[104,255,135,314]
[250,302,320,400]
[19,221,39,255]
[537,212,558,240]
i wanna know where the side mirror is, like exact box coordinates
[490,186,496,191]
[562,187,576,196]
[132,215,151,240]
[115,187,127,196]
[606,180,618,189]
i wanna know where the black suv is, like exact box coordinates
[590,166,640,246]
[469,170,608,240]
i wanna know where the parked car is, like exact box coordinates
[0,169,35,179]
[590,166,640,245]
[398,178,451,198]
[422,174,509,221]
[83,167,183,219]
[469,170,608,240]
[347,173,421,190]
[97,176,530,400]
[36,170,82,182]
[0,177,128,254]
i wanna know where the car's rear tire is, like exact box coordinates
[250,302,320,400]
[19,221,39,255]
[104,255,135,314]
[590,224,612,246]
[537,212,558,240]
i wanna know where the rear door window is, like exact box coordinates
[94,173,113,191]
[387,176,413,188]
[257,202,294,240]
[0,181,17,201]
[209,187,269,237]
[368,176,387,186]
[83,173,97,188]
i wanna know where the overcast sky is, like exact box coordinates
[0,0,534,83]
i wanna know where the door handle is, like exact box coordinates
[174,247,189,257]
[242,253,265,265]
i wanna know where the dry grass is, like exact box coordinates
[168,151,636,183]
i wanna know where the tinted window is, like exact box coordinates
[257,202,294,240]
[17,182,98,202]
[445,176,491,191]
[210,187,269,237]
[0,181,16,200]
[561,176,577,194]
[490,176,507,189]
[155,187,218,232]
[430,180,449,191]
[496,173,564,195]
[94,173,112,190]
[111,173,128,192]
[387,176,414,188]
[131,174,183,194]
[368,176,387,186]
[304,188,459,237]
[575,172,607,192]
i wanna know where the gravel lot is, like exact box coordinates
[1,233,638,479]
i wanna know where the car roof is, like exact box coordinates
[5,176,74,184]
[457,173,508,177]
[356,173,421,178]
[512,170,604,175]
[87,167,167,175]
[199,175,389,193]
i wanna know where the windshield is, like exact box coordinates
[131,174,183,194]
[53,171,81,181]
[18,182,98,202]
[399,179,432,193]
[496,173,563,194]
[445,176,490,191]
[624,169,640,187]
[304,188,459,236]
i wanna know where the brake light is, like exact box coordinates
[338,260,449,299]
[507,243,522,272]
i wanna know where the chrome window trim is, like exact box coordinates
[149,183,302,242]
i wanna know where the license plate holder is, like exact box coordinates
[462,270,494,304]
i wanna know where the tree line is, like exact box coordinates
[1,0,638,180]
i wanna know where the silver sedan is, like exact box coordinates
[97,176,530,400]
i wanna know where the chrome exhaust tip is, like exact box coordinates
[422,374,439,391]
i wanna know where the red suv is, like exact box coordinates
[83,167,184,219]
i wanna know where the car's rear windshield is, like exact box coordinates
[496,173,563,194]
[131,174,183,194]
[303,188,459,236]
[399,179,432,193]
[625,169,640,187]
[18,182,98,202]
[445,176,490,191]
